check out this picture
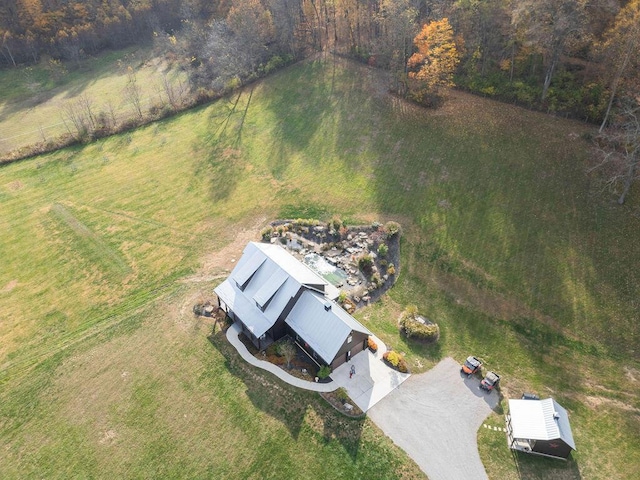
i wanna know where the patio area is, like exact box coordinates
[330,335,411,412]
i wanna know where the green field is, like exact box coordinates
[1,55,639,479]
[0,47,187,156]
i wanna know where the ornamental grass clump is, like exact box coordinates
[336,387,349,404]
[384,221,401,238]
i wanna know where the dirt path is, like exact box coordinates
[368,357,499,480]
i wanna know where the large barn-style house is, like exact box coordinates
[215,242,371,370]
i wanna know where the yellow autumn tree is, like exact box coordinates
[407,18,460,104]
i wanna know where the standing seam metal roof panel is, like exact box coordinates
[285,290,371,364]
[253,242,329,287]
[253,269,289,309]
[508,398,576,450]
[233,247,266,288]
[214,279,273,337]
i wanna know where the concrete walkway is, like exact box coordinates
[226,323,337,392]
[225,324,409,409]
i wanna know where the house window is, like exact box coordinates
[347,335,352,344]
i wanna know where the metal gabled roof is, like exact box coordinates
[252,242,328,288]
[253,268,289,310]
[233,248,266,289]
[214,278,273,338]
[508,398,576,450]
[285,290,371,365]
[215,242,330,339]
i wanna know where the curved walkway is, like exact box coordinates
[226,322,338,392]
[226,323,410,410]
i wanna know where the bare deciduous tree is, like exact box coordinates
[78,94,97,131]
[597,0,640,132]
[591,97,640,204]
[125,67,144,119]
[61,100,90,137]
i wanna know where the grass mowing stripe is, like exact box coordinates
[50,202,132,277]
[0,277,185,384]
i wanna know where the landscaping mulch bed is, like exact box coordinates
[320,391,365,418]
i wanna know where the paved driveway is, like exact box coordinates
[368,357,499,480]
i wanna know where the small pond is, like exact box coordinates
[304,253,349,287]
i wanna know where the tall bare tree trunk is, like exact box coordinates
[618,156,638,204]
[542,54,558,101]
[600,31,636,133]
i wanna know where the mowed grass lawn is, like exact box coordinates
[0,46,187,156]
[1,55,639,479]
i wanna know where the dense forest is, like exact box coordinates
[2,0,638,123]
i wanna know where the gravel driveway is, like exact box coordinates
[368,357,499,480]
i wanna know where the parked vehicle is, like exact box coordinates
[480,371,500,391]
[521,392,539,400]
[461,356,482,375]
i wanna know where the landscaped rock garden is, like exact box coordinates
[261,217,401,310]
[398,305,440,343]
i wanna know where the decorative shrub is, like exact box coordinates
[294,218,320,227]
[371,272,383,289]
[336,387,349,403]
[367,337,378,352]
[383,350,401,367]
[261,226,273,240]
[404,305,418,317]
[387,263,396,276]
[358,254,374,275]
[407,322,439,341]
[330,216,343,232]
[338,290,348,304]
[397,358,409,373]
[384,221,402,238]
[384,350,409,372]
[377,243,388,257]
[318,365,331,379]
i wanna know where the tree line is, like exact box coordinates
[3,0,638,202]
[2,0,638,124]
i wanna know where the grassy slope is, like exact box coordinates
[0,47,187,155]
[0,55,639,479]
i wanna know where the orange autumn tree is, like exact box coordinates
[407,18,460,105]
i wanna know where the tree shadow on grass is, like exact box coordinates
[207,329,365,460]
[191,88,256,203]
[0,50,136,119]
